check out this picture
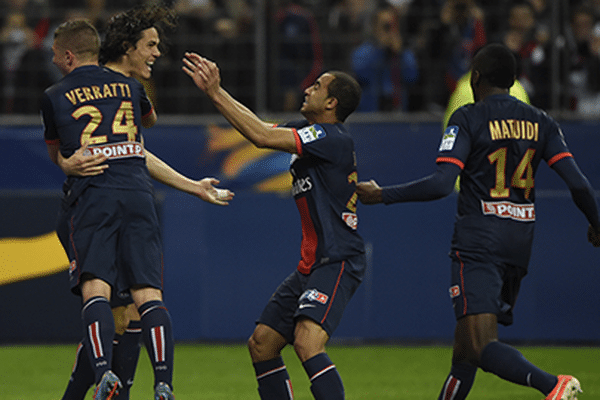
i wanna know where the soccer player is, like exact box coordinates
[183,53,366,399]
[357,43,599,400]
[42,12,232,400]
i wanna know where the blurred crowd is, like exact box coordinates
[2,0,600,116]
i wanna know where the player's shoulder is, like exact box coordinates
[504,96,559,127]
[100,66,143,86]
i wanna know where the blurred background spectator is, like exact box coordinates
[269,0,322,112]
[324,0,377,72]
[0,0,598,117]
[421,0,487,111]
[494,0,550,109]
[0,0,50,113]
[351,5,419,112]
[565,3,600,116]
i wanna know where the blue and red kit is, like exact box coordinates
[42,65,154,204]
[284,120,365,276]
[381,93,599,323]
[41,65,162,295]
[440,94,575,268]
[257,120,366,341]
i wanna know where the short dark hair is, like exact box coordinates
[327,71,362,122]
[54,19,100,59]
[472,43,517,89]
[99,4,176,64]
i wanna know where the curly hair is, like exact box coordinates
[99,4,177,64]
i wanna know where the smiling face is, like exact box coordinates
[124,27,161,79]
[300,73,336,120]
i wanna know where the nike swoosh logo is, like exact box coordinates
[299,304,316,309]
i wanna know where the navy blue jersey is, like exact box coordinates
[282,120,365,275]
[440,94,573,267]
[41,65,153,201]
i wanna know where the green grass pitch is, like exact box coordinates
[0,343,597,399]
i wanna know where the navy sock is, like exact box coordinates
[81,296,115,384]
[139,301,174,389]
[302,353,344,400]
[437,362,477,400]
[61,342,95,400]
[113,320,142,399]
[253,356,294,399]
[479,341,557,395]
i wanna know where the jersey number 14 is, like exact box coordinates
[488,147,535,199]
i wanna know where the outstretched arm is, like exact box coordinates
[357,162,461,205]
[551,157,600,246]
[145,150,234,206]
[182,52,298,153]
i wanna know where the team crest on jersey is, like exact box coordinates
[299,288,329,304]
[297,125,326,144]
[439,126,459,151]
[342,212,358,230]
[449,285,460,298]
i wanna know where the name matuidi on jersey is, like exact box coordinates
[489,119,539,142]
[64,82,133,106]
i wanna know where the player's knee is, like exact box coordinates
[456,339,492,366]
[293,336,326,362]
[292,323,327,362]
[247,327,270,362]
[248,324,286,362]
[247,333,258,353]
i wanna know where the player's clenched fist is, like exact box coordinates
[587,225,600,247]
[357,180,383,205]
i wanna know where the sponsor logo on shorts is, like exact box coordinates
[84,141,144,160]
[439,126,458,151]
[481,200,535,222]
[449,285,460,298]
[297,125,326,144]
[342,212,358,230]
[299,288,329,305]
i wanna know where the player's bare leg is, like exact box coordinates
[294,318,344,400]
[249,323,288,362]
[453,313,498,365]
[248,324,292,399]
[293,318,328,362]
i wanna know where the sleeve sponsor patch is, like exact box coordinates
[439,125,459,151]
[298,124,326,144]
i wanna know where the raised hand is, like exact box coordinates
[182,52,221,98]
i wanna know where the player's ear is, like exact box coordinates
[65,50,75,66]
[122,41,134,54]
[472,70,482,88]
[326,96,338,111]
